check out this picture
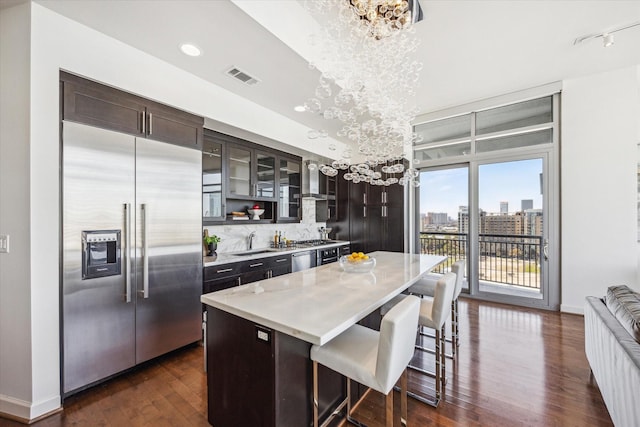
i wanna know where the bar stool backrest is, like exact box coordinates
[430,272,457,330]
[451,260,466,300]
[375,295,420,394]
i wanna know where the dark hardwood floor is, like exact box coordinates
[1,298,612,427]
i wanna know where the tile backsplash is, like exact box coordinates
[204,199,327,253]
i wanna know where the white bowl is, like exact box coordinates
[247,208,264,220]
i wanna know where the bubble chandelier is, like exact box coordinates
[303,0,424,187]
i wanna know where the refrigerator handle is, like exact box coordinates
[124,203,132,303]
[141,203,149,298]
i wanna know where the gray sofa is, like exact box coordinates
[584,285,640,427]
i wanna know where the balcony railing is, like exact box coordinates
[419,232,542,289]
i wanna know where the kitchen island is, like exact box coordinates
[201,252,446,427]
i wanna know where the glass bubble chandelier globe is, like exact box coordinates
[303,0,424,187]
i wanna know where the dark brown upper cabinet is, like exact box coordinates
[203,129,302,224]
[61,71,203,149]
[203,132,225,223]
[226,143,276,202]
[277,156,302,222]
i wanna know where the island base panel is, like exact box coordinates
[206,307,346,427]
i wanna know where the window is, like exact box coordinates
[413,96,554,162]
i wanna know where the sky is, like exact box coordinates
[419,158,543,219]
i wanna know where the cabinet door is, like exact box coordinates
[383,185,405,252]
[242,269,269,284]
[203,137,225,222]
[270,264,291,278]
[145,102,203,149]
[227,145,252,198]
[255,150,276,200]
[62,77,145,136]
[203,276,241,294]
[348,182,366,253]
[332,171,351,241]
[365,204,384,253]
[278,158,301,221]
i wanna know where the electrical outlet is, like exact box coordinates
[257,330,269,342]
[0,234,8,253]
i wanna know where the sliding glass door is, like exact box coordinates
[417,155,554,309]
[476,157,546,302]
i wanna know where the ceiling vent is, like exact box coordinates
[226,67,260,86]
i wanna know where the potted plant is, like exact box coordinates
[204,234,221,256]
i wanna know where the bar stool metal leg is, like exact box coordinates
[455,299,461,349]
[400,369,408,427]
[313,361,319,427]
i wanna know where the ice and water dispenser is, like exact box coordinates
[81,230,121,279]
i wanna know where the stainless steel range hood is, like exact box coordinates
[301,161,330,200]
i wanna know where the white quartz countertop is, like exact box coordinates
[201,252,447,345]
[203,240,349,267]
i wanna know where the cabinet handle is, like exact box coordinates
[217,268,233,274]
[250,262,263,268]
[236,277,242,286]
[275,258,287,263]
[363,193,367,205]
[363,206,367,218]
[141,111,146,134]
[148,113,153,135]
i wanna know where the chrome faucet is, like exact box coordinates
[248,231,256,250]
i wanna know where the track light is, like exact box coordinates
[573,21,639,47]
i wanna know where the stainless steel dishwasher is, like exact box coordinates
[292,250,317,272]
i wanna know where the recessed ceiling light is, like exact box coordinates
[294,105,306,112]
[180,43,202,57]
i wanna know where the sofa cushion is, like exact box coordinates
[605,285,640,343]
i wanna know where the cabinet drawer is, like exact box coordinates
[263,254,292,270]
[204,262,242,281]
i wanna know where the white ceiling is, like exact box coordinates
[31,0,640,148]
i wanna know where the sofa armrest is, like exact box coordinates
[584,296,640,427]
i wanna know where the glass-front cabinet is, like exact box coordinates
[227,146,276,201]
[255,151,276,199]
[227,145,252,198]
[278,157,301,221]
[202,129,301,224]
[203,136,224,222]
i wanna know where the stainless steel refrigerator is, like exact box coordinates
[62,120,202,395]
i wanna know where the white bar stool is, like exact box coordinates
[408,260,465,359]
[310,295,421,427]
[379,272,457,407]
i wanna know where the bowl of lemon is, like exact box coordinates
[339,252,376,273]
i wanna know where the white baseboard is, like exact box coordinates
[0,393,61,422]
[561,304,584,315]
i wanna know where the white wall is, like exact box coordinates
[0,2,35,419]
[561,65,640,314]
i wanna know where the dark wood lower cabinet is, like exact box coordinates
[206,307,345,427]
